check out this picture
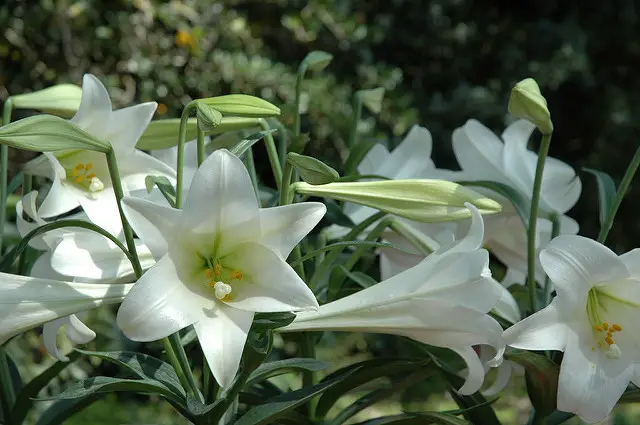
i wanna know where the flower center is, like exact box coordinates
[587,287,627,359]
[201,254,243,301]
[64,162,105,194]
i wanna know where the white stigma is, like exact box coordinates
[606,343,622,359]
[213,281,232,300]
[89,177,104,192]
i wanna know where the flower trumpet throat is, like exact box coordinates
[64,162,104,193]
[586,287,636,359]
[201,254,245,301]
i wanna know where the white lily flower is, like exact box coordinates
[504,235,640,423]
[0,272,132,347]
[282,204,506,395]
[23,74,176,236]
[117,149,325,387]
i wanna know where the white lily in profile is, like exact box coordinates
[452,118,582,286]
[504,235,640,423]
[282,204,506,395]
[23,73,176,236]
[117,149,325,387]
[0,272,133,348]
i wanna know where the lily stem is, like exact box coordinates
[527,132,552,315]
[244,147,260,198]
[543,213,560,305]
[162,337,196,399]
[196,126,206,167]
[17,174,33,275]
[0,97,13,254]
[169,333,201,401]
[176,101,197,209]
[597,143,640,244]
[259,119,283,190]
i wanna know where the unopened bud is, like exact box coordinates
[508,78,553,135]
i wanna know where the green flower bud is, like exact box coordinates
[196,102,223,133]
[300,51,333,72]
[287,152,339,185]
[11,84,83,117]
[198,94,280,118]
[293,179,502,222]
[508,78,553,134]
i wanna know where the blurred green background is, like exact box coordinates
[2,1,640,424]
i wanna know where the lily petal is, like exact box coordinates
[194,305,254,388]
[378,125,435,179]
[620,248,640,278]
[540,235,629,309]
[181,150,260,255]
[121,197,182,259]
[107,102,158,157]
[539,157,582,214]
[503,298,569,351]
[43,314,96,362]
[452,120,507,183]
[223,242,319,313]
[493,284,522,324]
[120,150,177,193]
[451,346,486,395]
[78,187,124,238]
[116,255,210,341]
[357,143,389,176]
[257,202,326,259]
[70,74,113,135]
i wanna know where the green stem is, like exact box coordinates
[597,144,640,243]
[105,150,143,278]
[162,337,194,398]
[0,347,15,424]
[203,356,219,403]
[280,159,304,279]
[16,174,33,275]
[543,213,561,305]
[176,101,197,208]
[259,119,283,190]
[300,334,316,419]
[196,126,206,167]
[271,118,289,168]
[0,97,14,254]
[244,146,260,197]
[388,219,438,256]
[210,366,253,424]
[168,333,201,401]
[527,132,552,315]
[293,64,307,139]
[347,94,363,150]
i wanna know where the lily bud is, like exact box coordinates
[293,179,502,222]
[198,94,280,118]
[196,102,223,132]
[287,152,340,185]
[300,51,333,72]
[11,84,83,117]
[508,78,553,135]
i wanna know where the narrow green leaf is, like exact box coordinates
[324,200,356,228]
[344,139,380,176]
[6,353,23,394]
[316,359,429,418]
[11,351,81,425]
[252,312,296,330]
[247,358,330,386]
[230,129,278,157]
[458,180,530,227]
[287,152,340,185]
[583,167,617,228]
[199,95,280,118]
[289,240,408,268]
[343,269,378,289]
[74,349,186,398]
[6,171,24,197]
[506,350,559,416]
[351,413,469,425]
[301,51,333,72]
[196,102,223,132]
[546,410,575,425]
[34,395,103,425]
[145,175,177,208]
[444,373,501,425]
[0,115,110,152]
[234,368,357,425]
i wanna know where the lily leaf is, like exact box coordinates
[458,180,530,228]
[506,350,559,416]
[230,129,278,158]
[583,167,617,228]
[34,395,104,425]
[247,358,330,386]
[145,175,177,208]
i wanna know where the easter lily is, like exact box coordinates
[0,272,133,347]
[504,235,640,423]
[117,149,324,387]
[282,204,506,395]
[23,73,176,236]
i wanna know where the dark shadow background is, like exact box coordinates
[2,0,639,252]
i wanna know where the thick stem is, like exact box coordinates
[0,98,14,254]
[168,332,201,401]
[244,147,260,197]
[162,337,194,398]
[527,132,552,314]
[259,119,283,190]
[176,101,197,208]
[280,160,304,279]
[597,144,640,243]
[17,175,33,275]
[543,213,561,305]
[347,94,363,150]
[196,126,206,167]
[203,356,219,403]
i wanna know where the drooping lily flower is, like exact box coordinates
[282,204,506,395]
[116,149,325,387]
[23,74,176,236]
[0,273,133,347]
[504,235,640,423]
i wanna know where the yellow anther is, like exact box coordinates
[612,324,622,332]
[603,322,609,331]
[75,164,85,170]
[214,264,222,276]
[231,270,243,280]
[85,163,93,171]
[86,173,96,179]
[595,325,604,332]
[71,168,80,177]
[74,176,84,183]
[605,336,614,346]
[204,268,214,278]
[209,281,215,287]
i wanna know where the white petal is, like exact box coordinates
[493,284,522,324]
[223,242,319,313]
[357,143,389,175]
[120,150,177,193]
[181,149,260,255]
[501,119,536,150]
[500,119,536,196]
[121,197,182,259]
[557,328,633,423]
[540,235,629,309]
[16,191,51,250]
[70,74,113,135]
[503,299,569,351]
[0,273,132,344]
[33,154,82,218]
[257,202,326,259]
[378,125,435,179]
[42,314,96,362]
[107,103,158,157]
[482,361,514,397]
[444,203,484,254]
[539,157,582,214]
[451,346,485,395]
[194,305,254,388]
[620,248,640,278]
[78,188,123,237]
[116,255,209,341]
[452,120,507,183]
